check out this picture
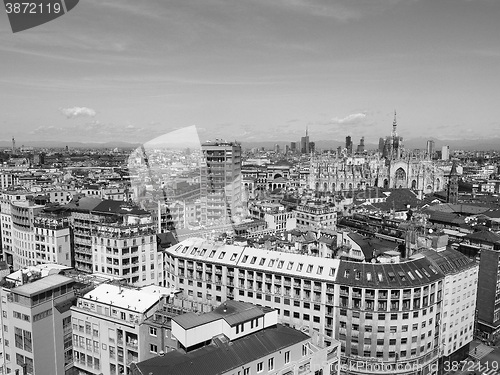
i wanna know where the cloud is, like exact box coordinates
[331,113,367,124]
[60,107,97,119]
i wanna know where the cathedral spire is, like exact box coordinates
[392,110,397,137]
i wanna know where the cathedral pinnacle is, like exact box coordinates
[392,110,397,137]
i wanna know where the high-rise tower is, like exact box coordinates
[201,140,242,225]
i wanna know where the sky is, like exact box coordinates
[1,0,500,145]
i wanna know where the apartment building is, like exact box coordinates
[69,198,104,273]
[248,201,296,233]
[458,230,500,339]
[162,238,477,375]
[0,273,76,375]
[132,300,340,375]
[9,198,44,270]
[0,172,19,191]
[92,222,161,287]
[421,251,478,364]
[70,283,177,375]
[33,210,72,267]
[294,201,337,231]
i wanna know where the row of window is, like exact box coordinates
[339,308,435,319]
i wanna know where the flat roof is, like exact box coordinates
[83,284,174,313]
[12,274,74,297]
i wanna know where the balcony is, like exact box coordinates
[126,340,138,350]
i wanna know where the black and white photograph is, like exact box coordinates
[1,1,500,374]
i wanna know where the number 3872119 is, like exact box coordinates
[5,2,62,14]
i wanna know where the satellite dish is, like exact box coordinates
[428,229,433,234]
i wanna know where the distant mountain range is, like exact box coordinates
[0,137,498,151]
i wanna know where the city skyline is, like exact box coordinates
[1,0,500,144]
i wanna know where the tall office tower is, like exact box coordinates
[300,127,310,154]
[378,137,385,154]
[309,141,315,153]
[441,145,450,160]
[201,140,242,226]
[356,136,365,153]
[426,140,435,159]
[290,142,296,153]
[345,136,352,155]
[337,146,342,156]
[0,273,77,375]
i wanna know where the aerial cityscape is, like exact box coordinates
[2,1,500,375]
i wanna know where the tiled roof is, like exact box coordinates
[133,324,309,375]
[464,230,500,243]
[335,256,442,288]
[166,238,340,280]
[347,233,399,260]
[92,200,149,216]
[419,248,476,275]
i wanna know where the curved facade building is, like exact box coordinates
[10,200,44,269]
[162,239,477,375]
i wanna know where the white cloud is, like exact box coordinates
[60,107,96,119]
[331,113,367,124]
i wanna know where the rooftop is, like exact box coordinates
[133,324,309,375]
[82,283,175,313]
[173,300,266,329]
[12,274,74,297]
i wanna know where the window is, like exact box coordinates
[218,251,226,259]
[285,351,290,364]
[257,362,263,372]
[149,327,157,336]
[150,344,158,353]
[268,357,274,371]
[230,253,237,261]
